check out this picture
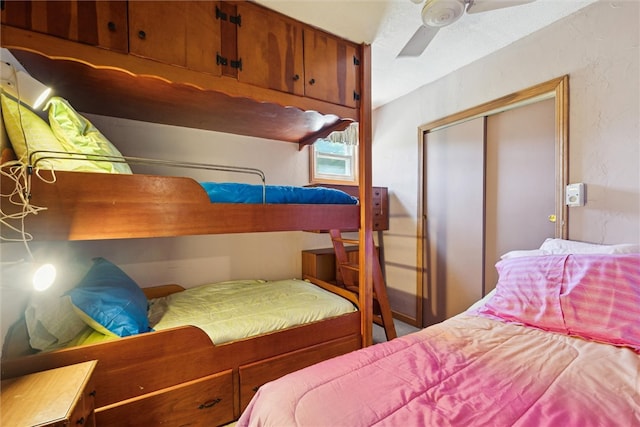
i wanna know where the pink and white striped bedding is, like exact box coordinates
[472,253,640,350]
[237,254,640,427]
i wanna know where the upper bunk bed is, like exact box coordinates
[0,0,373,241]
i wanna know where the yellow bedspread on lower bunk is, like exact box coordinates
[72,279,356,347]
[149,279,356,344]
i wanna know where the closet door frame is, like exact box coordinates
[415,75,569,327]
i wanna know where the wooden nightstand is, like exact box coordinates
[1,360,97,427]
[302,245,380,285]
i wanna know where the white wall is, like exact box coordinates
[374,0,640,320]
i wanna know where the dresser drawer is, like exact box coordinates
[239,335,360,410]
[96,370,234,427]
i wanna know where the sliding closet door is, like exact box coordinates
[424,117,485,324]
[484,98,556,291]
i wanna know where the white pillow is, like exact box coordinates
[25,295,87,351]
[539,238,640,254]
[500,249,549,259]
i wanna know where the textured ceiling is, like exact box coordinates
[257,0,597,108]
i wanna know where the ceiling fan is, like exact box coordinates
[398,0,536,57]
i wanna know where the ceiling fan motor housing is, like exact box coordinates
[422,0,466,27]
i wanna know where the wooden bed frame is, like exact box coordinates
[1,2,378,425]
[0,166,361,240]
[1,279,362,426]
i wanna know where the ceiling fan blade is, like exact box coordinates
[466,0,535,14]
[397,25,440,57]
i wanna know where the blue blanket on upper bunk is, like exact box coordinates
[200,182,358,204]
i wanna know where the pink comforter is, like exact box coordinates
[238,314,640,426]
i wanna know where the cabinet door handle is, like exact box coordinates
[292,74,300,81]
[76,416,85,425]
[308,78,316,85]
[107,21,116,32]
[137,30,146,40]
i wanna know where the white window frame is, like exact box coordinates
[309,140,359,185]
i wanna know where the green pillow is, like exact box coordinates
[1,94,115,172]
[1,93,68,170]
[46,96,132,174]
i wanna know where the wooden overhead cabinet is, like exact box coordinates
[128,1,223,75]
[0,0,129,52]
[304,28,360,108]
[236,2,305,96]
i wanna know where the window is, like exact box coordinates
[310,123,359,185]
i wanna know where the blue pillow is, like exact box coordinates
[67,258,150,337]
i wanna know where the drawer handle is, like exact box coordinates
[89,390,96,397]
[76,416,85,425]
[107,21,116,32]
[198,398,221,409]
[138,30,146,40]
[292,74,300,81]
[252,386,259,392]
[308,78,316,85]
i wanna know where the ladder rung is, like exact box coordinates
[340,262,359,272]
[332,237,359,245]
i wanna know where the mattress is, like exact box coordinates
[65,278,356,348]
[200,182,358,204]
[149,279,357,345]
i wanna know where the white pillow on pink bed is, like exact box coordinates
[473,253,640,352]
[500,239,639,260]
[539,238,640,254]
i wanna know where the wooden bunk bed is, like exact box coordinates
[0,1,377,425]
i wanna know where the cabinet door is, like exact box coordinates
[128,1,221,75]
[303,29,359,107]
[1,1,128,52]
[236,2,304,96]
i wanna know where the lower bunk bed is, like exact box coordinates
[1,259,362,426]
[238,247,640,426]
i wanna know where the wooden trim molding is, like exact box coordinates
[416,75,570,327]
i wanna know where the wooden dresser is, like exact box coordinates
[309,185,389,231]
[1,360,97,427]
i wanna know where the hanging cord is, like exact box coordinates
[0,62,50,257]
[0,161,48,255]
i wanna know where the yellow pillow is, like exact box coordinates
[1,94,112,172]
[46,96,132,174]
[1,94,68,170]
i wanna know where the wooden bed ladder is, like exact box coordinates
[329,229,397,341]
